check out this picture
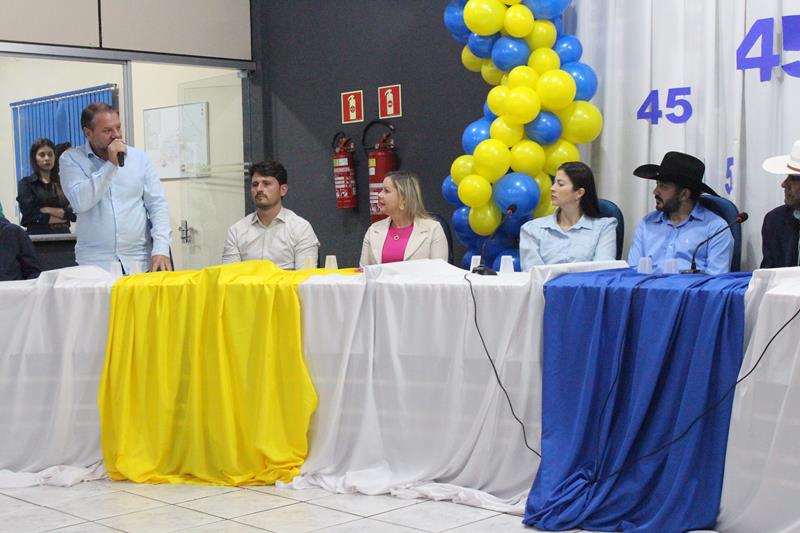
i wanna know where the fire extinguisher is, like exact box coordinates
[362,120,397,223]
[332,132,357,209]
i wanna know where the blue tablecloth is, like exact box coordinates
[524,269,751,533]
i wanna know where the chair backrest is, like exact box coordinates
[428,213,455,265]
[698,194,742,272]
[597,199,624,260]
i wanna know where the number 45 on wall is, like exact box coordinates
[736,15,800,82]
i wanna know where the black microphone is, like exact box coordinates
[118,151,125,167]
[471,204,517,276]
[682,212,748,274]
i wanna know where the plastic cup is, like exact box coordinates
[664,258,679,274]
[128,261,149,275]
[637,256,653,274]
[302,256,316,270]
[499,255,515,273]
[469,255,482,271]
[324,255,338,270]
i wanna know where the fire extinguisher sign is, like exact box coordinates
[378,84,402,119]
[340,90,364,124]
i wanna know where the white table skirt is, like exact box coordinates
[0,267,114,487]
[2,261,800,531]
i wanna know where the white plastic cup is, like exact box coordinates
[302,256,316,270]
[128,261,149,275]
[108,262,124,277]
[499,255,515,273]
[469,255,482,271]
[637,256,653,274]
[663,258,679,274]
[324,255,338,270]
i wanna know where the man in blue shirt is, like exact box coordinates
[61,103,172,272]
[627,151,733,274]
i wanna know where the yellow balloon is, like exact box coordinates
[536,70,577,111]
[487,85,510,116]
[461,46,484,73]
[543,138,580,175]
[528,48,561,75]
[557,101,604,144]
[469,202,503,236]
[510,139,546,175]
[504,86,541,124]
[533,172,553,217]
[507,65,540,89]
[525,20,557,50]
[473,138,511,183]
[504,4,534,38]
[450,155,476,184]
[490,116,524,147]
[464,0,507,36]
[458,174,493,207]
[481,60,505,86]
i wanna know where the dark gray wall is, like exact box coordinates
[249,0,487,266]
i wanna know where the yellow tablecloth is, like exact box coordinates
[98,261,349,485]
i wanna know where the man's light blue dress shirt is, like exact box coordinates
[60,143,171,271]
[627,203,733,274]
[520,212,617,270]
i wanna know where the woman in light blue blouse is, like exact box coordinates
[520,162,617,270]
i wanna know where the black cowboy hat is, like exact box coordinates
[633,151,718,196]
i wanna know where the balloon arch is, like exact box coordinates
[442,0,602,270]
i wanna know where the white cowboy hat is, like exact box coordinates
[763,139,800,174]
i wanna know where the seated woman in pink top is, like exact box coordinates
[359,171,448,266]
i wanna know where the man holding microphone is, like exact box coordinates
[60,103,172,272]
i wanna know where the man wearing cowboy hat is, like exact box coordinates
[628,151,733,274]
[760,140,800,268]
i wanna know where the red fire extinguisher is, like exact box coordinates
[332,132,357,209]
[362,120,397,223]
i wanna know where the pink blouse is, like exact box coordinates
[381,224,414,264]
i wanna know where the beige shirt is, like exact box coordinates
[359,216,448,266]
[222,207,319,269]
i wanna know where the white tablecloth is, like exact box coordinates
[718,267,800,533]
[293,259,628,514]
[0,267,114,487]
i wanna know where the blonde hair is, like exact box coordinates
[386,170,429,221]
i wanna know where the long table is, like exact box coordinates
[1,261,799,530]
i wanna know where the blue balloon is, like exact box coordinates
[483,101,498,121]
[492,249,522,272]
[499,212,532,238]
[525,112,562,145]
[443,1,471,44]
[452,206,472,236]
[462,117,492,154]
[491,37,530,72]
[553,35,582,64]
[493,172,541,215]
[442,175,462,207]
[552,13,565,36]
[480,235,516,265]
[522,0,571,20]
[468,32,499,59]
[562,61,598,101]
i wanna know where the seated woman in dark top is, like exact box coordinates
[16,138,76,234]
[0,202,42,281]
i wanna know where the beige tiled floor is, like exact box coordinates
[0,480,567,533]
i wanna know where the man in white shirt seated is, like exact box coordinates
[222,160,319,269]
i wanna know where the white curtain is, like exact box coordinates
[572,0,800,270]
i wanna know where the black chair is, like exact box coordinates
[698,194,742,272]
[429,213,455,265]
[598,199,624,260]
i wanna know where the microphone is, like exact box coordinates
[471,204,517,276]
[118,151,125,167]
[682,212,747,274]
